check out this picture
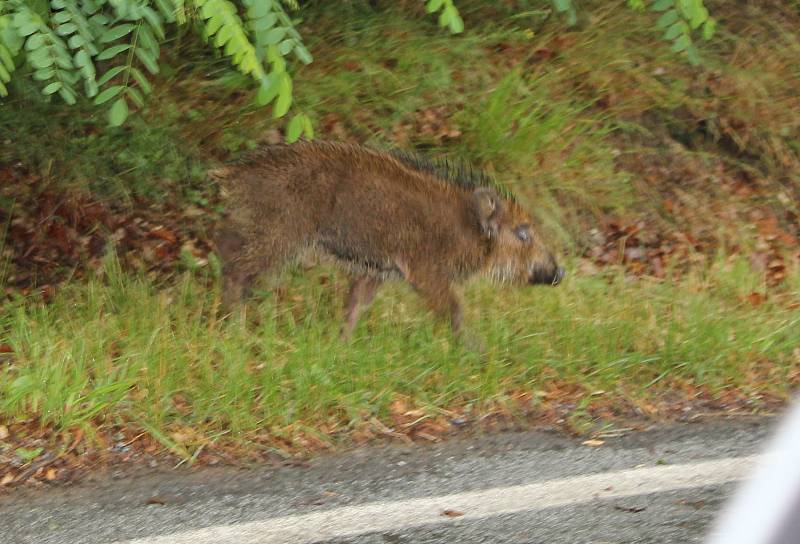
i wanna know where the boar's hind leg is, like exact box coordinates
[221,267,258,312]
[214,228,248,310]
[215,227,296,312]
[340,276,382,340]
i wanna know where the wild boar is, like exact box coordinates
[212,141,564,339]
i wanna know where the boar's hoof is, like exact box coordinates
[553,267,565,286]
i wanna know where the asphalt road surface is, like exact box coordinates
[0,418,775,544]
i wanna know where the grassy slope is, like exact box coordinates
[0,1,799,469]
[2,256,798,451]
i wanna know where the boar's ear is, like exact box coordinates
[471,187,502,238]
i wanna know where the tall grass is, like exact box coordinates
[1,254,797,449]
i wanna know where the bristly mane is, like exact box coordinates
[387,148,515,200]
[221,141,514,200]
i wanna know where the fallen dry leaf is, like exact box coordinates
[582,439,605,447]
[67,428,84,452]
[441,509,464,518]
[146,496,167,506]
[149,226,178,243]
[1,472,15,486]
[45,468,57,481]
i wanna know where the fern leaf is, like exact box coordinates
[12,3,79,104]
[195,0,264,80]
[52,0,99,97]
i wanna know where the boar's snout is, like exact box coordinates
[529,261,565,286]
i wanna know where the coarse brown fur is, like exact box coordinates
[212,141,564,339]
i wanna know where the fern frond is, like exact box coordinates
[194,0,264,79]
[93,2,164,126]
[12,2,79,104]
[51,0,100,97]
[651,0,715,65]
[0,11,22,96]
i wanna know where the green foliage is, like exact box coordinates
[533,0,714,65]
[425,0,463,34]
[0,0,719,129]
[551,0,577,26]
[285,111,312,143]
[0,0,312,126]
[0,92,207,199]
[651,0,715,64]
[7,1,80,104]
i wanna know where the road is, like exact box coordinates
[0,418,774,544]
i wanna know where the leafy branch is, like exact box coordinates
[0,0,313,127]
[549,0,715,64]
[0,0,719,131]
[651,0,716,65]
[424,0,464,34]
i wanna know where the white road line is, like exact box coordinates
[115,455,759,544]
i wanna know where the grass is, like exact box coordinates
[1,254,797,455]
[0,88,207,203]
[1,1,799,463]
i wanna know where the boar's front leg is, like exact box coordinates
[340,276,382,340]
[409,273,464,335]
[430,286,464,335]
[406,268,485,351]
[421,284,488,351]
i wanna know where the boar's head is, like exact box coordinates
[472,187,565,287]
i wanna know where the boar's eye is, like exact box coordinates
[514,225,532,243]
